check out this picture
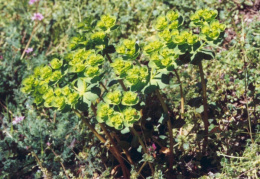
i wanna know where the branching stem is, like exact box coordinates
[90,104,130,178]
[155,89,174,171]
[173,69,184,116]
[74,109,129,178]
[198,61,209,152]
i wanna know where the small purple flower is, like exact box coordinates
[25,47,33,54]
[12,116,25,125]
[0,55,3,60]
[46,142,51,146]
[152,143,157,151]
[29,0,40,5]
[32,13,44,21]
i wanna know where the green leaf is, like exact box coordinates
[206,32,225,47]
[142,84,158,94]
[159,135,167,140]
[150,72,170,90]
[121,127,130,134]
[190,49,215,65]
[183,142,189,150]
[137,145,142,153]
[195,105,204,113]
[110,25,120,31]
[75,98,89,112]
[77,78,87,95]
[158,113,167,124]
[83,87,101,104]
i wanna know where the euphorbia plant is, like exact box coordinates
[21,9,225,177]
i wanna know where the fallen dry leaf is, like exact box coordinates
[159,147,170,156]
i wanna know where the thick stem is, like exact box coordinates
[198,61,209,152]
[130,128,147,153]
[100,82,108,92]
[173,69,185,135]
[90,105,129,178]
[155,89,174,171]
[118,79,127,91]
[73,109,106,143]
[112,133,134,165]
[173,69,184,116]
[105,53,113,63]
[100,123,130,178]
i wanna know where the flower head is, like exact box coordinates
[32,13,44,21]
[29,0,40,5]
[25,48,33,54]
[12,116,25,125]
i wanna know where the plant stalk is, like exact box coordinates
[50,148,70,179]
[155,89,174,171]
[130,127,154,175]
[173,69,184,116]
[20,23,38,60]
[173,69,185,135]
[112,132,134,165]
[198,61,209,152]
[75,110,129,178]
[99,123,130,178]
[90,104,130,178]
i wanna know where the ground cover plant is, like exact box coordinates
[0,0,259,178]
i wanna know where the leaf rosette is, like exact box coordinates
[123,107,141,127]
[97,14,117,31]
[96,102,114,123]
[50,58,63,70]
[111,58,132,77]
[121,91,139,106]
[104,90,122,105]
[106,112,124,130]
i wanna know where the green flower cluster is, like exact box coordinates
[112,39,149,90]
[144,9,225,72]
[190,9,218,24]
[97,14,117,31]
[65,48,104,79]
[155,11,179,31]
[110,58,132,77]
[144,41,163,54]
[21,59,80,109]
[97,90,140,130]
[190,9,226,40]
[150,48,177,70]
[125,66,149,87]
[21,14,118,110]
[116,39,137,58]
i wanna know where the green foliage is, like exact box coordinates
[1,0,259,178]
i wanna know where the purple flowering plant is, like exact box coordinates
[12,116,25,125]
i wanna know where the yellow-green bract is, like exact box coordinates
[121,91,139,106]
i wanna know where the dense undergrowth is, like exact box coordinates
[0,0,259,178]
